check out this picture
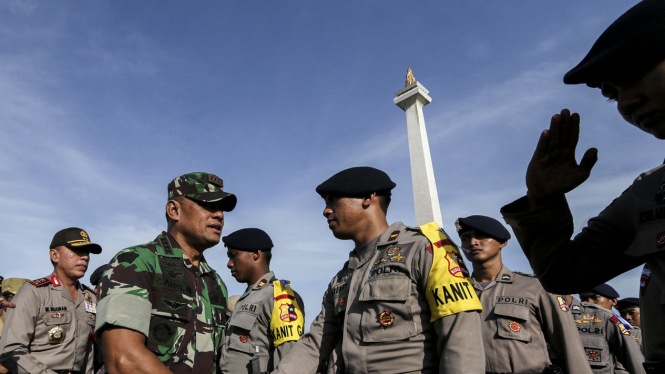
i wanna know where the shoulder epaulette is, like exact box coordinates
[514,271,536,278]
[28,277,51,287]
[81,283,95,293]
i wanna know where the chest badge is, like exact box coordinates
[48,326,66,344]
[508,321,521,332]
[51,312,64,319]
[378,311,394,327]
[575,313,602,324]
[386,246,400,255]
[239,333,249,343]
[389,252,405,262]
[339,298,345,307]
[587,349,601,362]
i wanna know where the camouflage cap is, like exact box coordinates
[168,172,237,212]
[1,278,29,296]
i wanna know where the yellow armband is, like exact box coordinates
[421,222,482,321]
[270,280,304,347]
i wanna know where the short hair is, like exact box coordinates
[377,191,391,214]
[263,250,272,265]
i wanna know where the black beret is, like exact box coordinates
[564,0,665,88]
[616,297,640,310]
[89,264,108,286]
[455,215,511,242]
[222,228,274,251]
[316,167,396,197]
[591,283,620,299]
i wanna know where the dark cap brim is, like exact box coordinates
[193,191,237,212]
[65,243,102,255]
[563,0,665,88]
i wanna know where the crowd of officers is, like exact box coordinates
[2,0,665,373]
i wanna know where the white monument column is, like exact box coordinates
[394,68,443,227]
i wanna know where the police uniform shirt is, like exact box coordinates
[219,271,304,374]
[631,327,643,353]
[0,273,95,374]
[273,222,485,374]
[501,163,665,362]
[569,299,645,374]
[472,265,593,374]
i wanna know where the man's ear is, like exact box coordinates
[499,240,508,249]
[362,193,377,208]
[253,250,261,261]
[166,199,181,222]
[49,247,59,264]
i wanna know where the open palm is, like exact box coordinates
[526,109,598,200]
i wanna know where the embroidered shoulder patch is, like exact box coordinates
[610,315,631,335]
[29,277,51,287]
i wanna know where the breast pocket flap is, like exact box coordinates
[494,303,529,320]
[358,277,410,302]
[45,311,71,325]
[229,311,257,331]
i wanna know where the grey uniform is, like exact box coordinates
[472,265,593,374]
[569,299,645,374]
[219,272,304,374]
[630,328,643,353]
[0,273,95,374]
[273,222,485,374]
[501,163,665,361]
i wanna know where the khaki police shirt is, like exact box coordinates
[472,265,593,374]
[569,299,645,374]
[220,272,304,373]
[631,327,643,353]
[274,222,485,374]
[501,162,665,362]
[0,273,95,374]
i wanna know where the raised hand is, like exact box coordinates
[0,296,15,309]
[526,109,598,207]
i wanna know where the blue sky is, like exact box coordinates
[1,0,656,327]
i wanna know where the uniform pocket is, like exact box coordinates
[359,277,415,343]
[227,311,257,354]
[146,292,192,352]
[44,311,71,325]
[494,303,531,343]
[581,335,610,368]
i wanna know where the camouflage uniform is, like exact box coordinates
[96,232,228,374]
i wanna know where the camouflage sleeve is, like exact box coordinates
[95,247,154,337]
